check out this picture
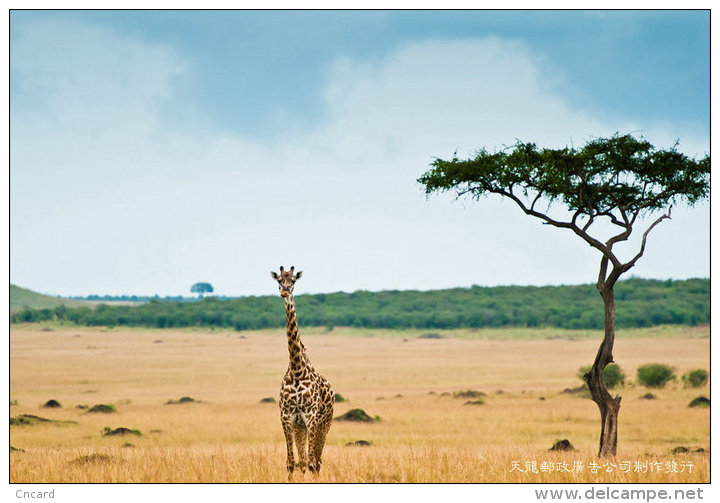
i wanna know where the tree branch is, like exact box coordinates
[596,210,626,228]
[530,189,545,212]
[619,207,631,226]
[606,224,632,249]
[597,255,610,291]
[620,205,673,275]
[492,187,624,268]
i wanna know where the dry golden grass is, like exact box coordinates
[10,324,709,483]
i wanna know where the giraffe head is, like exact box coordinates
[270,266,303,298]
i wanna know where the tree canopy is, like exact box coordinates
[419,134,709,218]
[191,282,214,297]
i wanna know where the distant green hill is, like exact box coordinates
[10,285,89,312]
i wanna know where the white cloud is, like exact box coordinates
[12,19,185,132]
[321,38,606,159]
[10,22,709,296]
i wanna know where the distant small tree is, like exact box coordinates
[637,363,676,388]
[190,282,214,298]
[682,369,709,388]
[419,133,709,457]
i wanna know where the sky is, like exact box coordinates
[9,10,710,297]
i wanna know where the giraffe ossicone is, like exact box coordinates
[270,266,334,478]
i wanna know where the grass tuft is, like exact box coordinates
[87,404,116,414]
[70,453,114,465]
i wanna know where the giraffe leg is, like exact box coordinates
[293,425,308,473]
[281,420,295,478]
[313,410,333,473]
[306,421,319,474]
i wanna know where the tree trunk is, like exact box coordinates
[585,284,622,457]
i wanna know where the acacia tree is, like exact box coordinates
[418,134,709,457]
[191,282,214,298]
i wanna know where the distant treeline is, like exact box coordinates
[72,294,186,302]
[12,278,709,330]
[70,294,228,302]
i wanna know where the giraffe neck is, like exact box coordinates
[284,294,306,370]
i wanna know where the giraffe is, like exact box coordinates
[270,266,334,478]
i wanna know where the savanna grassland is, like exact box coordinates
[10,324,709,483]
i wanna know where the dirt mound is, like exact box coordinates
[10,414,77,426]
[561,385,587,394]
[670,446,706,454]
[103,427,141,436]
[345,440,372,446]
[417,333,445,339]
[43,399,61,408]
[549,439,575,451]
[166,396,197,404]
[335,409,380,422]
[453,390,487,399]
[11,414,51,425]
[88,404,116,413]
[688,396,710,408]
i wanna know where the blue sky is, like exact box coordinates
[9,10,710,297]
